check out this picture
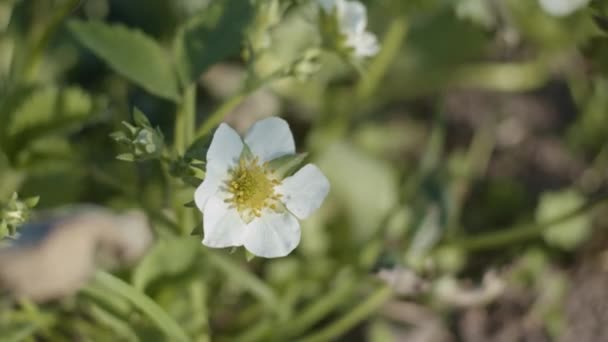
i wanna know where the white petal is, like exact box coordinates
[338,0,367,34]
[244,117,295,162]
[202,196,245,248]
[318,0,336,12]
[194,170,222,211]
[243,211,300,258]
[206,123,243,175]
[352,32,379,57]
[538,0,589,16]
[277,164,330,219]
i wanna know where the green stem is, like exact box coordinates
[195,90,249,139]
[446,120,496,237]
[91,270,190,342]
[173,85,197,235]
[446,194,608,252]
[188,281,210,341]
[355,17,407,104]
[229,319,273,342]
[17,0,80,83]
[205,252,282,314]
[278,275,357,340]
[174,85,196,154]
[194,63,293,140]
[295,286,392,342]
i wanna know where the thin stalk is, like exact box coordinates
[174,85,196,154]
[196,92,247,139]
[446,120,496,237]
[195,64,293,140]
[277,275,357,340]
[173,85,197,235]
[295,286,392,342]
[17,0,80,83]
[356,17,407,104]
[205,252,282,315]
[92,270,190,342]
[446,194,608,252]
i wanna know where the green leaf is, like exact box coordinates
[109,131,129,144]
[68,20,180,101]
[4,86,93,157]
[267,153,308,179]
[23,196,39,208]
[175,0,254,84]
[205,252,283,315]
[116,153,135,162]
[1,324,37,342]
[132,236,199,292]
[183,200,197,208]
[85,303,140,342]
[317,142,398,242]
[0,85,38,147]
[245,250,256,262]
[92,271,190,342]
[7,87,92,137]
[184,134,213,162]
[132,107,152,127]
[190,225,203,236]
[536,190,591,250]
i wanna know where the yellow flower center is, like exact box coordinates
[224,156,282,222]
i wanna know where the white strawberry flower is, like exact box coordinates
[194,117,330,258]
[319,0,379,58]
[538,0,590,17]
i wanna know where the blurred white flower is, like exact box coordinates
[319,0,379,58]
[194,117,330,258]
[538,0,590,17]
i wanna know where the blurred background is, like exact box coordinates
[1,0,608,341]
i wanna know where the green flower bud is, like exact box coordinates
[110,108,165,162]
[0,192,39,238]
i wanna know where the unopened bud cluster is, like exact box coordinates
[0,192,39,239]
[110,109,165,162]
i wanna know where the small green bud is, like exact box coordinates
[289,49,322,81]
[110,108,165,162]
[248,0,283,53]
[0,192,39,238]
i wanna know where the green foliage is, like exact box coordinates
[92,271,190,342]
[110,108,165,162]
[132,236,199,292]
[175,0,254,85]
[537,190,591,250]
[1,0,608,340]
[68,20,180,101]
[2,86,92,159]
[318,142,398,242]
[0,192,38,239]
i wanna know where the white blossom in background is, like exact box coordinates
[318,0,379,58]
[538,0,590,17]
[194,118,330,258]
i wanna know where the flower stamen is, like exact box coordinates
[224,156,282,222]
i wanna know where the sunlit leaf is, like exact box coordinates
[318,142,398,242]
[68,20,180,101]
[175,0,254,85]
[537,190,591,250]
[4,87,92,158]
[93,271,190,342]
[132,236,199,292]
